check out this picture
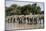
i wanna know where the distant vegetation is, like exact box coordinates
[5,3,44,16]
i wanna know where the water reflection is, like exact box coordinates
[5,19,44,30]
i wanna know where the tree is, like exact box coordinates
[16,6,22,15]
[21,4,32,15]
[32,3,41,15]
[11,4,17,8]
[5,3,41,16]
[36,6,41,14]
[9,4,18,15]
[5,7,13,16]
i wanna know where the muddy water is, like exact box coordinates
[5,19,44,30]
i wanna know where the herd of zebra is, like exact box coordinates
[5,15,44,24]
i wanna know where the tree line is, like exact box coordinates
[5,3,44,16]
